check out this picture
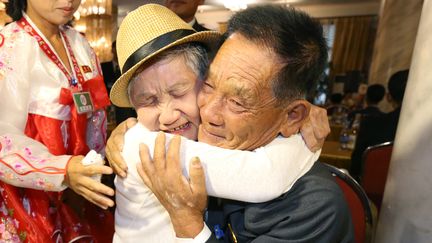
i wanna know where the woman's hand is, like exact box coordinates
[65,155,115,209]
[300,104,330,152]
[137,133,207,238]
[105,117,137,177]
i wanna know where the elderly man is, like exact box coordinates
[138,5,354,242]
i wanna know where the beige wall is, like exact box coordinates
[368,0,423,90]
[375,0,432,241]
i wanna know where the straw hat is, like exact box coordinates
[110,4,221,107]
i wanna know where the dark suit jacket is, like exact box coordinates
[350,107,402,178]
[348,106,383,121]
[101,61,120,93]
[206,162,354,242]
[193,21,210,32]
[101,61,136,124]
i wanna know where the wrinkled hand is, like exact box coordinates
[65,156,114,209]
[105,117,137,177]
[137,132,207,238]
[300,104,330,152]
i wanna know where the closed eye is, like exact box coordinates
[134,96,158,107]
[202,81,214,93]
[228,98,247,113]
[170,90,188,98]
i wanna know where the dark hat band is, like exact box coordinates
[122,29,196,74]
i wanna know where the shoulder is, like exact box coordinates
[247,162,346,211]
[359,113,383,132]
[0,22,29,50]
[0,22,33,75]
[287,162,346,207]
[254,162,348,221]
[243,162,353,242]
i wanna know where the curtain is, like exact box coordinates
[327,16,377,79]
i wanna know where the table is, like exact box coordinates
[327,124,343,141]
[319,141,352,170]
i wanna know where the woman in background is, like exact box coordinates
[0,0,114,241]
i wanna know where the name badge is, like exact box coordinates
[72,91,94,114]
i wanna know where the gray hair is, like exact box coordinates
[127,43,209,108]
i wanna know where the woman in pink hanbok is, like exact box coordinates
[0,0,115,242]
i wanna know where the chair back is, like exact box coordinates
[323,163,373,243]
[360,141,393,211]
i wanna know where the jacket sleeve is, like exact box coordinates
[0,27,70,191]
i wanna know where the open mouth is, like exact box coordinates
[165,122,191,134]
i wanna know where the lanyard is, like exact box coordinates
[17,17,85,89]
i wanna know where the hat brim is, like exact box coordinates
[110,30,221,108]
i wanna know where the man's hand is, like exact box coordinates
[300,104,330,152]
[105,117,137,177]
[137,132,207,238]
[65,156,115,209]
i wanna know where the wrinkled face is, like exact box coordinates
[130,55,201,140]
[198,33,287,150]
[164,0,203,22]
[26,0,80,26]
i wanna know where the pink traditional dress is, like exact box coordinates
[0,13,113,242]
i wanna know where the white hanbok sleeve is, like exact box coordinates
[0,26,70,191]
[125,123,320,203]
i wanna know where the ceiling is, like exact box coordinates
[113,0,380,17]
[112,0,381,31]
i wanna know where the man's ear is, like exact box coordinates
[280,100,311,137]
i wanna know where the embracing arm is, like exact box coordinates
[107,104,328,177]
[125,123,320,203]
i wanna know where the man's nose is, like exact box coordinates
[159,101,181,126]
[201,94,224,126]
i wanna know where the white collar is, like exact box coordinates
[187,18,197,27]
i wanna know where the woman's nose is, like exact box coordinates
[158,102,181,126]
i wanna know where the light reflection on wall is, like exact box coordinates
[74,0,113,63]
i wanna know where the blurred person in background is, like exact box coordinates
[101,41,136,125]
[327,93,349,125]
[101,41,120,93]
[348,83,385,125]
[350,69,409,180]
[165,0,209,31]
[0,0,114,241]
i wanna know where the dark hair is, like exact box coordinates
[225,5,328,103]
[6,0,27,21]
[388,69,409,104]
[366,84,385,105]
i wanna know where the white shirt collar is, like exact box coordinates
[187,18,197,27]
